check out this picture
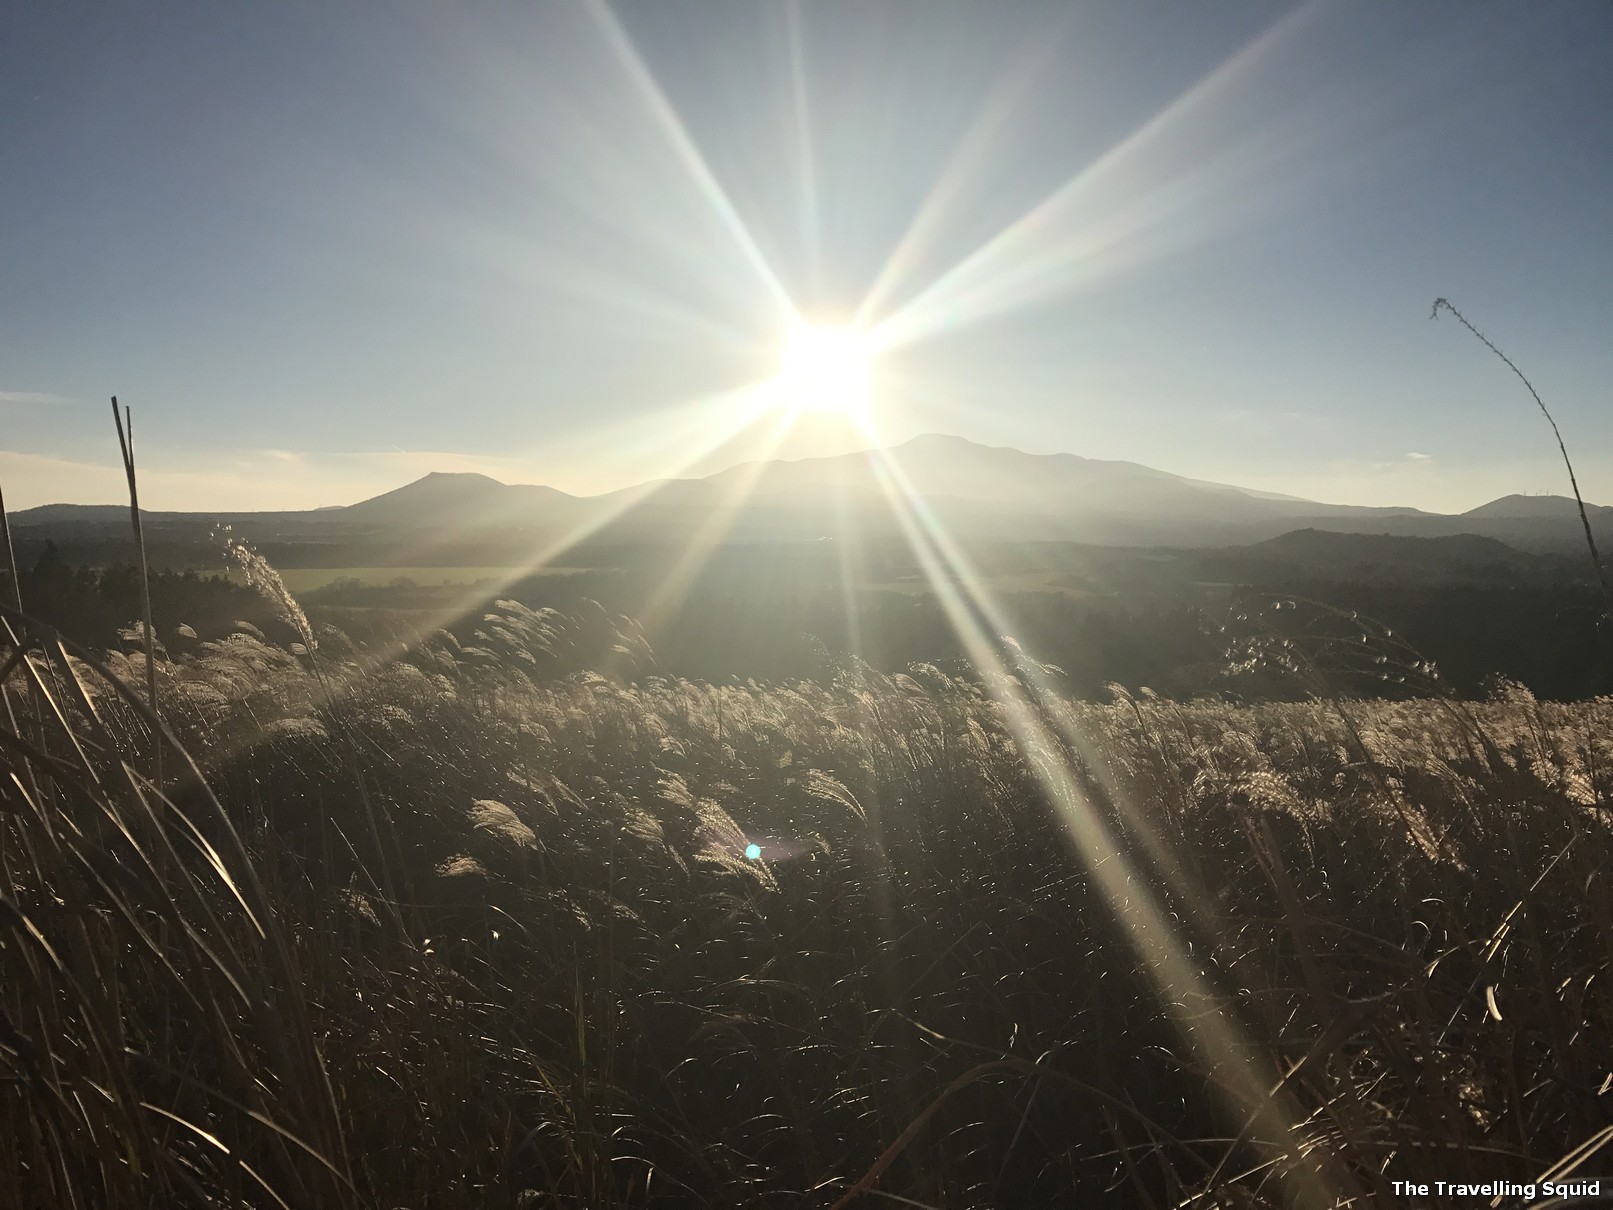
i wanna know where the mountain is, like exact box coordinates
[340,471,582,529]
[7,504,135,524]
[1434,494,1613,554]
[655,434,1446,545]
[322,437,1613,555]
[1463,494,1613,522]
[707,434,1298,517]
[1250,529,1529,564]
[1201,528,1559,585]
[7,434,1610,558]
[326,434,1405,536]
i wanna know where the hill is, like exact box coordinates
[1199,528,1559,585]
[7,433,1611,560]
[590,434,1454,546]
[1463,493,1613,521]
[340,471,583,529]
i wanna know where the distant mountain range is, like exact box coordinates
[1193,527,1563,587]
[8,433,1612,558]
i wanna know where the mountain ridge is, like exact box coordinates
[6,433,1609,555]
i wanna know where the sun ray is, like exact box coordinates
[857,435,1350,1206]
[583,0,798,325]
[453,220,768,355]
[200,378,792,784]
[366,9,789,357]
[866,5,1322,355]
[625,387,806,640]
[173,13,1343,1188]
[784,0,824,300]
[853,16,1073,329]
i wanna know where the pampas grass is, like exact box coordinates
[112,397,161,783]
[8,580,1612,1206]
[6,391,1612,1203]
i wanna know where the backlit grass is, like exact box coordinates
[4,595,1611,1207]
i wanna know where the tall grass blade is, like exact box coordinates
[0,474,20,614]
[1432,298,1613,618]
[111,396,162,784]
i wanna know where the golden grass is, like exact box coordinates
[4,597,1612,1207]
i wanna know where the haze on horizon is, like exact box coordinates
[3,1,1612,515]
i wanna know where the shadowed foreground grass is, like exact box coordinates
[3,599,1612,1207]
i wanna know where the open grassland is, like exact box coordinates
[861,569,1093,599]
[3,598,1612,1207]
[224,565,587,592]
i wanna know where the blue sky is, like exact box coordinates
[3,1,1611,512]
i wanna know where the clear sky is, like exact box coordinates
[3,1,1611,513]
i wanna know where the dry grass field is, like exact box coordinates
[4,590,1611,1207]
[222,566,582,593]
[10,2,1613,1204]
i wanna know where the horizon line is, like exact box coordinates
[4,427,1603,519]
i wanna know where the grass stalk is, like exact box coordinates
[0,474,20,614]
[1431,298,1613,618]
[112,396,162,785]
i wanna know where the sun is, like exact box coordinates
[775,321,874,416]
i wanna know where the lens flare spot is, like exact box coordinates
[744,843,763,860]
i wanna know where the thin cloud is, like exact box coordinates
[0,390,71,406]
[0,445,551,512]
[1406,451,1433,462]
